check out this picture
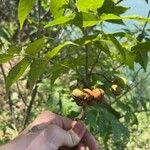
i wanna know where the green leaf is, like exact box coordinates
[50,0,69,18]
[72,12,99,27]
[131,41,150,70]
[82,12,100,27]
[76,0,104,13]
[18,0,36,29]
[0,54,14,64]
[0,27,11,41]
[94,40,110,55]
[123,15,150,21]
[98,0,129,15]
[75,35,98,45]
[28,59,48,88]
[25,38,45,56]
[123,51,135,70]
[99,107,129,142]
[7,46,22,54]
[135,49,148,71]
[6,58,31,90]
[45,41,78,59]
[107,34,126,59]
[131,41,150,52]
[101,14,150,22]
[45,14,75,28]
[101,13,121,21]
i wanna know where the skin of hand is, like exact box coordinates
[0,111,98,150]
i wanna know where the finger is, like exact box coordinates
[75,142,86,150]
[30,111,75,130]
[44,121,86,147]
[21,111,75,135]
[82,131,98,150]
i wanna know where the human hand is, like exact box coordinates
[1,111,98,150]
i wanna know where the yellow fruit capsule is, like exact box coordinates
[113,76,127,88]
[111,84,122,95]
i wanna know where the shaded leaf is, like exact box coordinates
[131,41,150,70]
[98,0,129,15]
[73,12,99,27]
[7,46,22,54]
[28,59,48,88]
[18,0,36,29]
[6,58,31,90]
[124,51,135,70]
[107,34,126,59]
[25,38,45,56]
[94,40,110,55]
[0,54,14,64]
[0,27,11,41]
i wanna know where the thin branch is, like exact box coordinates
[113,63,124,71]
[89,50,101,76]
[115,0,124,5]
[23,84,38,128]
[16,82,28,107]
[0,64,16,125]
[141,10,150,35]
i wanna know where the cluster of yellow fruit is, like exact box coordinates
[71,76,127,106]
[71,88,104,106]
[111,76,127,96]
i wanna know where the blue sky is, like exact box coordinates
[104,0,150,32]
[121,0,150,16]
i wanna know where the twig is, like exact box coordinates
[0,64,16,125]
[141,10,150,35]
[89,50,101,76]
[16,82,28,107]
[23,84,38,128]
[115,0,124,5]
[113,63,124,71]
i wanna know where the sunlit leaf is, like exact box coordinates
[45,14,75,28]
[50,0,69,18]
[45,41,78,59]
[76,0,104,13]
[18,0,36,29]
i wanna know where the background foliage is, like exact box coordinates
[0,0,150,149]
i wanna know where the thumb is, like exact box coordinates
[44,121,86,148]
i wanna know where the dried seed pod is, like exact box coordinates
[71,89,87,106]
[82,88,93,101]
[71,89,84,100]
[71,88,105,106]
[92,88,104,101]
